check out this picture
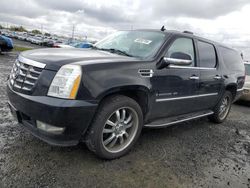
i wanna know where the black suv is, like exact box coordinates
[7,29,245,159]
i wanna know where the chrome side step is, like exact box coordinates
[144,110,214,128]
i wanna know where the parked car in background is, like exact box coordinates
[18,35,27,41]
[240,62,250,101]
[0,33,14,53]
[52,41,65,48]
[44,40,56,47]
[2,31,15,38]
[72,42,93,48]
[15,32,28,41]
[7,29,245,159]
[15,32,25,39]
[55,42,93,48]
[55,43,74,48]
[26,34,36,42]
[30,36,44,45]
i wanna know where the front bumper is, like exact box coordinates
[7,85,98,146]
[240,88,250,101]
[235,89,244,102]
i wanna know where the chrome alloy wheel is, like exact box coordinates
[219,96,230,120]
[102,107,139,153]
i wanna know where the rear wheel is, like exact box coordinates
[209,91,233,123]
[85,95,143,159]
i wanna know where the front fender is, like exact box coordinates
[78,61,155,100]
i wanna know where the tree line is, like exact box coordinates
[0,24,50,36]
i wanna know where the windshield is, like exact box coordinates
[94,31,166,58]
[245,64,250,76]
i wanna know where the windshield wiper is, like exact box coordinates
[108,48,133,57]
[91,46,100,50]
[92,46,133,57]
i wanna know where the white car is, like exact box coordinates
[30,37,43,45]
[56,44,74,48]
[241,62,250,101]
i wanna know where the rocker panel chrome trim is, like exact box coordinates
[156,93,218,102]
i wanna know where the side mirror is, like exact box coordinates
[157,52,193,69]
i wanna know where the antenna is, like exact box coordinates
[161,26,166,31]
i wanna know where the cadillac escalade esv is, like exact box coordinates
[7,29,245,159]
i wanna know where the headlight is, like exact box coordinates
[48,64,82,99]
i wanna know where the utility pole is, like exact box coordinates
[72,25,75,41]
[40,24,44,36]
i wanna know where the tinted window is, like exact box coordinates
[245,64,250,76]
[197,41,216,68]
[219,46,243,71]
[166,38,195,66]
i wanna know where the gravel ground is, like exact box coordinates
[1,46,250,188]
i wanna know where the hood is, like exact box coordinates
[20,48,138,71]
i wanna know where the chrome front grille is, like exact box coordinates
[9,58,44,91]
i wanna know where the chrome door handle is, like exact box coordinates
[214,76,222,80]
[189,76,199,80]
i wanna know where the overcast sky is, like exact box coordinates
[0,0,250,60]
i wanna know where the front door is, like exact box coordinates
[150,37,201,119]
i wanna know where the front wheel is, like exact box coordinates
[85,95,143,159]
[209,91,233,123]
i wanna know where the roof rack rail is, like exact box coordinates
[183,31,194,34]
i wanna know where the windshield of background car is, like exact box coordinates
[245,64,250,76]
[94,31,166,58]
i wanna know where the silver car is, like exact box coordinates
[241,62,250,101]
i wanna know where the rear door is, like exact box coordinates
[195,40,223,109]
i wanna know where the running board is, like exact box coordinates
[144,110,214,128]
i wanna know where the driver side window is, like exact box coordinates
[166,38,195,66]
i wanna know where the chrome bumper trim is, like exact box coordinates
[18,55,46,69]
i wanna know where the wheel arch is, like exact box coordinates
[225,83,237,100]
[97,85,151,118]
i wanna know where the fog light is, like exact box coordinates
[36,121,65,134]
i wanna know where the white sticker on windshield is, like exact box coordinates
[134,38,152,45]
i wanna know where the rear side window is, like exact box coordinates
[245,64,250,76]
[219,46,243,71]
[197,41,217,68]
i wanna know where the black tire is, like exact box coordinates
[209,91,233,123]
[85,95,143,159]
